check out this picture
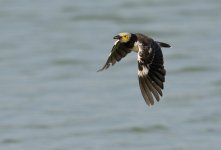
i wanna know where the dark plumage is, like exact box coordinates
[98,32,170,106]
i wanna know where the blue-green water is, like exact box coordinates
[1,0,221,149]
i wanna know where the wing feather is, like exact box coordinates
[97,40,131,72]
[139,76,154,106]
[137,37,166,106]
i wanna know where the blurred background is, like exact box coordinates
[0,0,221,149]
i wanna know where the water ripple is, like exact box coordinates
[108,124,169,134]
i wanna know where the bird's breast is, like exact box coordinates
[130,41,139,53]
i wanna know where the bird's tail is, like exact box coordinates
[157,41,171,48]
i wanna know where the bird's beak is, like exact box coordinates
[113,35,121,40]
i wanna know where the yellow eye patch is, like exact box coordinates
[118,32,131,43]
[122,35,128,40]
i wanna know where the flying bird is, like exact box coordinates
[98,32,170,106]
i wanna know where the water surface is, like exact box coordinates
[0,0,221,150]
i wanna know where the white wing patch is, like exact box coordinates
[148,47,152,53]
[138,65,149,76]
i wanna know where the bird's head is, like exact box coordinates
[113,32,131,43]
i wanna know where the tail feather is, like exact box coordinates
[157,41,171,48]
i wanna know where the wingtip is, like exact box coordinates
[97,68,104,72]
[147,103,152,107]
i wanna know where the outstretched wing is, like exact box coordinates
[137,40,166,106]
[97,40,131,72]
